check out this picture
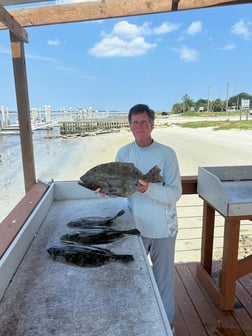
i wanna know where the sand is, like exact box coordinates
[1,123,252,262]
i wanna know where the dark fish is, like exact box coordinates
[47,245,134,267]
[78,162,163,197]
[67,209,125,228]
[60,228,140,245]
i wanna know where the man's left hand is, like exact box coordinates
[138,180,149,193]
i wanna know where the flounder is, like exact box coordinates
[78,162,163,197]
[67,209,125,228]
[47,244,134,267]
[60,228,140,245]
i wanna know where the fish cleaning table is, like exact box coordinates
[196,166,252,311]
[0,182,172,336]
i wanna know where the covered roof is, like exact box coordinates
[1,0,252,31]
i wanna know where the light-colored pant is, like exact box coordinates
[142,236,176,323]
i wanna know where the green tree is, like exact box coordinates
[182,94,194,112]
[195,99,208,112]
[228,92,252,110]
[172,103,184,114]
[212,98,225,112]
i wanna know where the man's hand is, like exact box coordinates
[138,180,149,193]
[95,188,107,196]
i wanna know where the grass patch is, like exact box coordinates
[173,120,252,130]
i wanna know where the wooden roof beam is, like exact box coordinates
[0,0,251,30]
[0,4,28,41]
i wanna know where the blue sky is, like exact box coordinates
[0,2,252,111]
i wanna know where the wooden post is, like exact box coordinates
[219,217,240,310]
[200,201,215,274]
[10,31,36,192]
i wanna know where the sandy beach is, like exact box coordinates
[1,123,252,262]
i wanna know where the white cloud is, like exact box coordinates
[89,19,179,57]
[111,20,180,39]
[48,38,61,46]
[179,45,198,62]
[222,43,236,51]
[111,21,147,39]
[153,22,181,35]
[231,20,252,40]
[89,35,156,57]
[186,21,202,35]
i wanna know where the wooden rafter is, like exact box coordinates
[0,4,28,41]
[0,0,251,30]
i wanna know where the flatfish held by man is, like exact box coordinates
[78,161,163,197]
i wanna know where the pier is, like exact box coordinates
[60,117,129,135]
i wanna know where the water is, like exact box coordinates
[0,108,85,222]
[0,107,129,222]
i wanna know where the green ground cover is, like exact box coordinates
[173,120,252,130]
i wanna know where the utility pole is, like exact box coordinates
[207,86,210,112]
[226,82,229,112]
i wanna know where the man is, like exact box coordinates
[115,104,182,335]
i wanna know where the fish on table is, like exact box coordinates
[67,209,125,228]
[78,161,163,197]
[47,244,134,267]
[60,228,140,245]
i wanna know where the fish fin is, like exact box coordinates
[115,209,125,218]
[144,165,163,183]
[115,254,134,262]
[127,229,141,235]
[78,180,86,187]
[61,239,78,245]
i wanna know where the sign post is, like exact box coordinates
[241,99,250,120]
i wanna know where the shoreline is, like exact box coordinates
[1,125,252,221]
[0,126,252,262]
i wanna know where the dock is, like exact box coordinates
[60,117,129,135]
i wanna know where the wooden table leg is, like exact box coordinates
[219,217,240,311]
[201,201,215,274]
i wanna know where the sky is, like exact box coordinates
[0,2,252,112]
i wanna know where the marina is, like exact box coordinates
[0,106,129,136]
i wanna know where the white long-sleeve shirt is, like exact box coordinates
[115,140,182,238]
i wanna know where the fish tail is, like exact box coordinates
[114,254,134,262]
[116,209,125,217]
[124,229,140,235]
[144,165,163,183]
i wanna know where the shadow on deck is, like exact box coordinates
[174,194,252,336]
[174,262,252,336]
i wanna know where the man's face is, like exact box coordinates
[130,112,153,144]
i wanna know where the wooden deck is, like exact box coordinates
[174,194,252,336]
[174,262,252,336]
